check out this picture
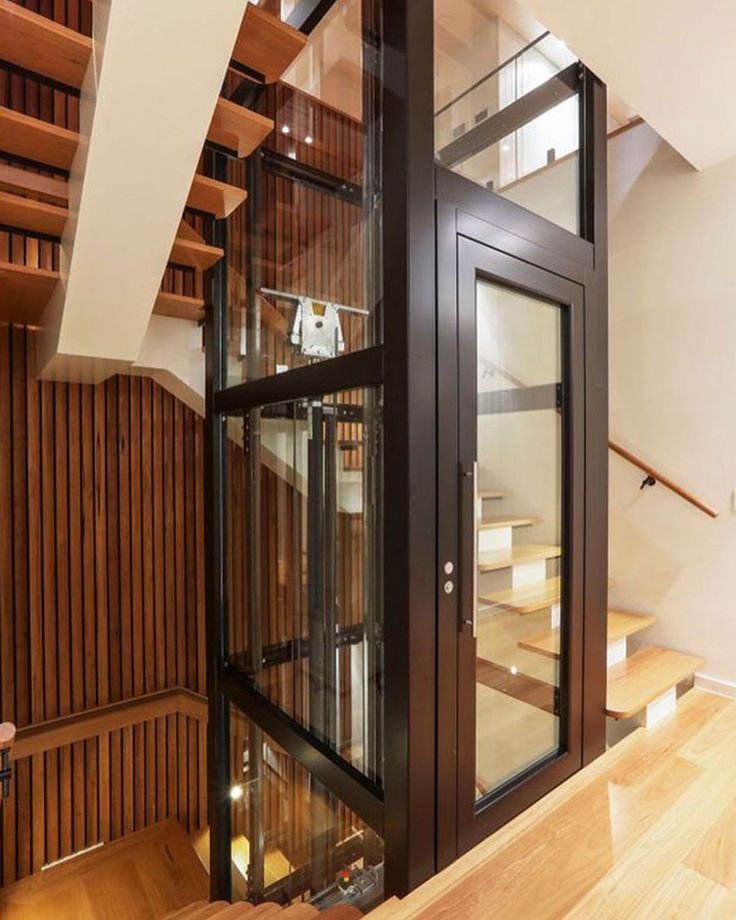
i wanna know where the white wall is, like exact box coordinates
[609,122,736,684]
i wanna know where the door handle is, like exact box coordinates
[460,460,478,638]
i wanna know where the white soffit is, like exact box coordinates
[39,0,248,381]
[518,0,736,170]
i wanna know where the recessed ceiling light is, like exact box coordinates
[305,135,314,145]
[281,125,291,135]
[230,784,244,801]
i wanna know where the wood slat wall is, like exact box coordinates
[0,325,207,886]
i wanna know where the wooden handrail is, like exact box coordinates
[609,440,719,518]
[11,688,206,760]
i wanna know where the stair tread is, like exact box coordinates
[0,260,58,324]
[0,0,91,89]
[0,187,68,236]
[189,174,247,219]
[479,515,539,531]
[481,576,560,614]
[208,98,274,158]
[0,105,78,171]
[169,236,224,271]
[165,902,208,920]
[479,489,508,499]
[606,646,704,720]
[281,903,319,917]
[154,291,206,322]
[232,4,307,83]
[248,905,284,918]
[518,609,657,659]
[180,903,231,920]
[478,544,560,574]
[321,907,363,919]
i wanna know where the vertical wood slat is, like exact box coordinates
[0,329,208,887]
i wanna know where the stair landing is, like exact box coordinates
[0,820,208,920]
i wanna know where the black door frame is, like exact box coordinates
[435,138,608,865]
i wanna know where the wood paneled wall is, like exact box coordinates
[0,326,207,886]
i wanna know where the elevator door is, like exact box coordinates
[438,226,586,857]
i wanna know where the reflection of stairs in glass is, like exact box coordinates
[478,487,705,732]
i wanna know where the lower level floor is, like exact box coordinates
[368,688,736,919]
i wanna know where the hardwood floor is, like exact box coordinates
[368,689,736,919]
[0,820,209,920]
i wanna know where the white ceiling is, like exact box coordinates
[517,0,736,170]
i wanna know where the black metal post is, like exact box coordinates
[206,150,232,903]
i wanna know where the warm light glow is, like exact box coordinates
[230,784,244,801]
[281,125,291,135]
[510,666,518,675]
[305,135,314,145]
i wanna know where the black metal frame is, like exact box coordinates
[434,63,608,866]
[204,0,606,903]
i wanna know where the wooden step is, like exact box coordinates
[0,106,78,170]
[165,902,209,920]
[180,903,232,920]
[479,515,539,531]
[0,261,204,325]
[281,903,319,917]
[0,261,58,324]
[153,292,206,322]
[188,174,247,219]
[606,646,704,720]
[479,489,508,500]
[0,0,92,89]
[478,544,561,574]
[248,905,284,918]
[232,4,307,83]
[321,907,363,919]
[0,188,68,236]
[0,186,221,270]
[518,609,656,659]
[207,98,274,157]
[481,576,560,614]
[0,162,68,204]
[169,235,224,271]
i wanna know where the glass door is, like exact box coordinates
[453,237,585,854]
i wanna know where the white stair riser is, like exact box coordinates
[636,687,677,729]
[607,637,627,668]
[512,559,547,589]
[478,526,512,553]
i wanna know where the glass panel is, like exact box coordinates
[435,1,580,234]
[225,0,383,386]
[226,387,384,786]
[474,279,563,799]
[228,704,385,910]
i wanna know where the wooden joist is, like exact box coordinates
[478,544,561,574]
[518,609,656,659]
[606,646,704,720]
[0,106,78,171]
[207,97,275,157]
[0,0,92,89]
[232,3,307,83]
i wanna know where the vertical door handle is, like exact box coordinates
[460,460,478,638]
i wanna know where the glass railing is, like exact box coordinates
[435,28,581,234]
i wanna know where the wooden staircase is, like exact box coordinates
[479,488,704,728]
[165,902,362,919]
[0,0,305,326]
